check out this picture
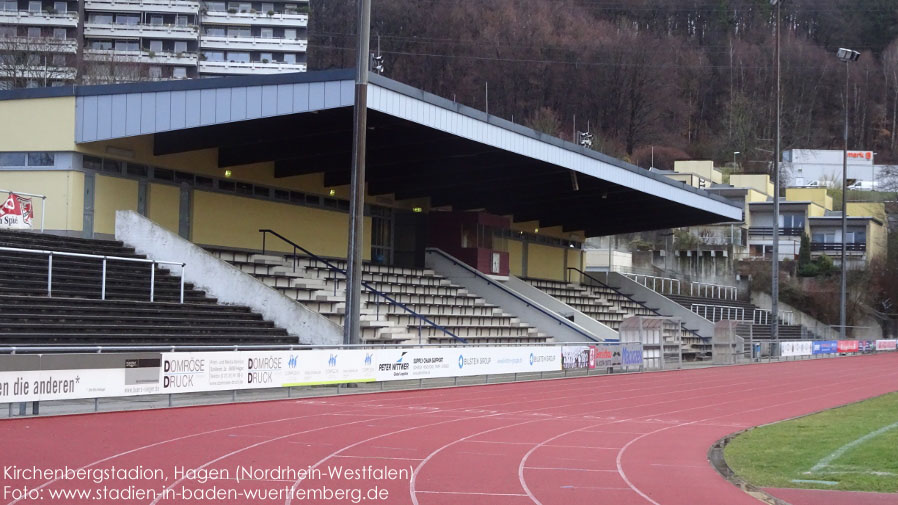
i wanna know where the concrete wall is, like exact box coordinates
[750,291,842,340]
[426,248,605,343]
[606,272,715,340]
[115,210,343,345]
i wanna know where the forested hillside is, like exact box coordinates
[309,0,898,170]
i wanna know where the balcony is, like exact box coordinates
[0,65,76,80]
[198,59,305,74]
[748,227,803,237]
[0,9,78,27]
[84,22,199,40]
[200,35,306,52]
[84,48,198,65]
[201,10,307,27]
[810,242,866,253]
[0,36,77,53]
[84,0,199,13]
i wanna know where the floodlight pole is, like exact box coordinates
[344,0,372,346]
[771,0,781,343]
[838,50,857,339]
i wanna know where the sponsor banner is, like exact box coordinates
[593,344,621,368]
[812,341,839,355]
[621,343,644,366]
[0,193,33,229]
[0,354,161,402]
[837,340,859,353]
[780,341,812,357]
[562,346,591,370]
[875,339,898,351]
[858,340,875,353]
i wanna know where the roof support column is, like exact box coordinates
[344,0,372,346]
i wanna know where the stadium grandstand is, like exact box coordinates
[0,69,744,349]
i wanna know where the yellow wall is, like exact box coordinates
[867,221,888,263]
[0,97,77,152]
[846,202,886,221]
[786,188,833,210]
[731,174,773,196]
[507,239,523,277]
[566,247,582,283]
[806,202,827,218]
[0,170,83,232]
[674,160,722,184]
[148,183,180,234]
[192,190,371,259]
[527,243,565,281]
[94,175,138,235]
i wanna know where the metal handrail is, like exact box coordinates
[259,229,466,343]
[0,245,185,303]
[753,308,794,326]
[427,248,603,343]
[1,189,46,232]
[690,303,745,322]
[0,341,567,354]
[689,281,738,301]
[623,273,680,295]
[567,266,706,342]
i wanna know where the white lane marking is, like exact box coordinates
[524,467,616,472]
[415,491,529,496]
[807,421,898,474]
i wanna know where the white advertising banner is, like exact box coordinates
[875,340,898,351]
[158,346,562,395]
[780,341,813,357]
[0,355,161,402]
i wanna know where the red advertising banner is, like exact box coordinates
[837,340,859,353]
[0,193,33,229]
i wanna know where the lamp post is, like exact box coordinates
[344,0,373,345]
[836,47,860,339]
[770,0,782,343]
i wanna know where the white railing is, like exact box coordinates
[691,303,745,322]
[623,273,681,295]
[0,246,186,303]
[689,281,738,301]
[1,189,46,232]
[753,309,794,326]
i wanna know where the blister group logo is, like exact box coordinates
[458,355,464,369]
[529,353,534,366]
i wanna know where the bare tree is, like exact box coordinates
[0,35,74,89]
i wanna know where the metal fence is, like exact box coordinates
[623,273,681,295]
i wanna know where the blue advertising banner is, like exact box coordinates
[621,343,644,366]
[812,340,838,355]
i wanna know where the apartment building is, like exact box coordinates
[0,0,307,87]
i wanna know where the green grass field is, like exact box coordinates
[725,392,898,493]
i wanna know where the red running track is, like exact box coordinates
[1,354,897,505]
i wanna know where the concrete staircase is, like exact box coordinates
[0,230,293,346]
[210,250,550,345]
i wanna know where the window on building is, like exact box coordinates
[206,1,225,10]
[27,27,41,38]
[0,1,16,11]
[205,27,224,36]
[782,213,804,230]
[91,40,113,49]
[284,28,296,39]
[27,152,54,166]
[149,40,162,52]
[52,28,66,39]
[174,15,188,25]
[283,53,295,63]
[90,13,112,24]
[0,153,27,166]
[238,2,250,11]
[28,1,41,12]
[53,1,66,12]
[259,52,272,62]
[174,40,187,53]
[172,67,186,78]
[125,163,148,177]
[51,54,65,66]
[115,14,139,25]
[82,155,102,170]
[0,26,16,37]
[148,66,162,78]
[260,2,273,12]
[227,51,249,62]
[260,27,272,38]
[203,51,224,61]
[228,27,249,38]
[149,15,163,25]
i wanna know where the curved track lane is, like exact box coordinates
[1,354,896,505]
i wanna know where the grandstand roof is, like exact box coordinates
[0,69,742,236]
